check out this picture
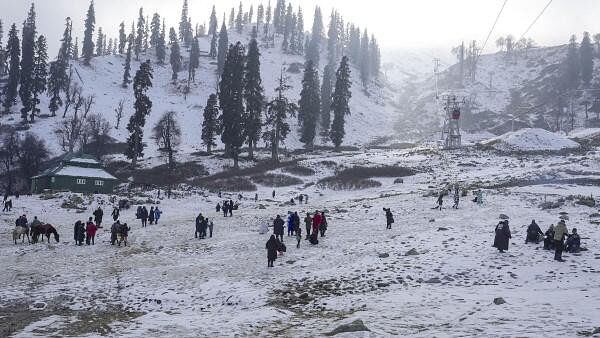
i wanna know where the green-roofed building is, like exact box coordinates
[31,153,119,194]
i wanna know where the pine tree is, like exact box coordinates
[217,22,229,75]
[118,22,126,53]
[170,38,182,82]
[369,35,381,79]
[73,37,79,59]
[95,27,104,56]
[150,13,161,47]
[306,6,323,66]
[209,33,217,58]
[169,27,177,45]
[219,42,246,169]
[209,6,218,36]
[82,0,96,65]
[229,8,235,30]
[236,2,244,34]
[320,64,334,140]
[264,69,297,162]
[156,20,166,64]
[580,32,594,86]
[2,24,19,114]
[144,15,150,51]
[349,25,361,63]
[134,8,144,60]
[179,0,189,43]
[47,18,72,117]
[20,3,37,123]
[188,37,200,82]
[185,18,193,46]
[29,35,47,122]
[264,1,272,38]
[107,38,113,55]
[565,35,580,90]
[244,37,265,159]
[249,5,254,24]
[273,0,285,34]
[359,29,370,85]
[281,4,293,52]
[327,11,338,67]
[125,61,153,167]
[122,33,133,87]
[0,20,3,47]
[296,7,304,55]
[257,4,265,26]
[298,60,320,149]
[330,56,351,151]
[202,93,219,153]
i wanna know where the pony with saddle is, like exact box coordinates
[31,223,60,244]
[12,226,30,244]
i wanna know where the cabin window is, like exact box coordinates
[51,177,55,183]
[76,178,86,185]
[95,180,104,186]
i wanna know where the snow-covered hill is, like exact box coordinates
[0,30,397,161]
[394,44,600,140]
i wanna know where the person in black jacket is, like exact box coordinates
[543,225,555,250]
[93,207,104,227]
[141,207,149,227]
[525,220,544,244]
[493,220,511,253]
[74,221,85,246]
[111,207,120,222]
[273,215,285,242]
[266,235,279,267]
[383,208,394,230]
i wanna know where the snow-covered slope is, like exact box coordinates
[0,30,397,159]
[481,128,580,153]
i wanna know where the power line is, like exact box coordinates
[518,0,553,41]
[479,0,509,56]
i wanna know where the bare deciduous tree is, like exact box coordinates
[152,111,181,169]
[83,95,95,119]
[82,113,111,158]
[114,99,125,129]
[55,113,84,153]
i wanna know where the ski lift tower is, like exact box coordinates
[440,95,463,149]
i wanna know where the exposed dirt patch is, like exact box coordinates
[251,173,304,187]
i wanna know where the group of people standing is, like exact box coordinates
[136,206,162,227]
[216,200,237,217]
[195,213,214,239]
[266,210,327,267]
[494,219,582,262]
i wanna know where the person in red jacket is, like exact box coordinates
[312,211,322,236]
[85,217,97,245]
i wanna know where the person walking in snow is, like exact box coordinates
[74,220,86,246]
[222,201,228,217]
[304,213,312,240]
[208,219,214,238]
[255,193,258,202]
[553,220,569,262]
[266,235,279,268]
[93,207,104,228]
[141,206,149,227]
[272,190,276,199]
[452,187,460,209]
[296,227,302,248]
[273,215,285,242]
[85,217,97,245]
[312,211,322,236]
[216,203,221,213]
[111,207,120,222]
[525,220,544,244]
[383,208,394,230]
[320,212,328,237]
[149,206,155,225]
[228,199,234,217]
[111,221,121,245]
[287,212,295,236]
[299,194,304,204]
[493,220,511,253]
[293,212,300,235]
[543,224,555,250]
[154,207,162,224]
[436,193,444,210]
[195,214,204,239]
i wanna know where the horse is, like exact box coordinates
[31,223,60,244]
[12,226,30,244]
[116,233,128,247]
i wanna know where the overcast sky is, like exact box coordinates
[1,0,599,57]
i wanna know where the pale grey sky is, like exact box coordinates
[1,0,599,57]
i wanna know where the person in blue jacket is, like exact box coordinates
[287,212,295,236]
